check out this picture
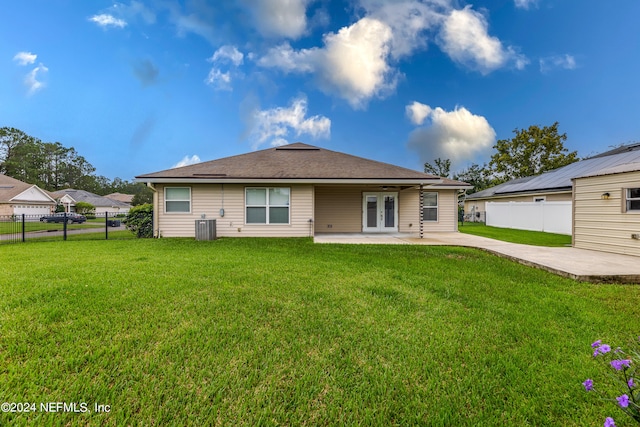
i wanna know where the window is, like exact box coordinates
[627,188,640,211]
[422,192,438,222]
[246,188,290,224]
[165,187,191,213]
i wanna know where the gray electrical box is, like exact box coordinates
[195,219,216,241]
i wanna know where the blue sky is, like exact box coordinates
[2,1,639,180]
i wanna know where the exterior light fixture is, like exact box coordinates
[601,192,611,200]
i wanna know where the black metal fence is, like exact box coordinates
[0,212,132,244]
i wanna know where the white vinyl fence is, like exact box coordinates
[486,201,572,235]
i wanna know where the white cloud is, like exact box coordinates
[89,14,127,28]
[247,96,331,149]
[172,155,201,168]
[205,68,232,91]
[241,0,310,39]
[514,0,538,9]
[406,101,433,125]
[438,6,527,74]
[210,45,244,66]
[539,54,577,73]
[206,46,244,90]
[359,0,447,59]
[407,104,496,169]
[24,64,49,95]
[259,17,397,109]
[13,52,37,66]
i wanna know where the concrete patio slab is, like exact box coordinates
[314,232,640,283]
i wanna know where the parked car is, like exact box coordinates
[39,213,87,224]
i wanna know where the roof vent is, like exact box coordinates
[276,144,319,151]
[192,173,227,177]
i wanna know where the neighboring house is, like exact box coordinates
[573,162,640,257]
[0,174,56,217]
[135,143,471,238]
[464,143,640,229]
[53,189,132,214]
[105,192,134,204]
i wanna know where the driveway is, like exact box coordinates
[314,232,640,283]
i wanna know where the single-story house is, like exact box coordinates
[572,162,640,257]
[464,142,640,231]
[53,189,132,214]
[135,143,471,238]
[0,174,56,217]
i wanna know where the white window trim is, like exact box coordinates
[626,187,640,212]
[164,187,191,214]
[422,192,438,222]
[245,187,291,225]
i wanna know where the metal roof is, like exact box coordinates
[467,144,640,199]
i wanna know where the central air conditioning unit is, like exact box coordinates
[195,219,216,241]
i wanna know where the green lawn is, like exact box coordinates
[1,238,638,426]
[459,222,572,246]
[0,220,104,235]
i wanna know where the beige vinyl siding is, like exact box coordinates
[423,190,458,233]
[155,184,314,238]
[0,204,12,216]
[314,186,364,233]
[573,171,640,257]
[398,188,420,234]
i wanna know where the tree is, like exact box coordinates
[453,163,494,194]
[489,122,578,182]
[424,158,451,178]
[74,201,95,215]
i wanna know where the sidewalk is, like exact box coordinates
[314,232,640,283]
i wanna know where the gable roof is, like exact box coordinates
[467,143,640,200]
[0,174,56,204]
[52,189,132,208]
[136,142,470,187]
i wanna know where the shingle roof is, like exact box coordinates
[467,143,640,199]
[52,189,131,208]
[136,142,470,187]
[105,192,134,203]
[0,174,55,204]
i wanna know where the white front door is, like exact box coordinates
[363,192,398,232]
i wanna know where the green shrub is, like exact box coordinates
[124,204,153,238]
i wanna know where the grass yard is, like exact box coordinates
[0,220,104,235]
[1,238,638,426]
[459,222,573,246]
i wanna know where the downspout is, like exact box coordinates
[419,183,424,239]
[147,182,159,237]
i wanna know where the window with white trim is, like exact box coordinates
[422,192,438,222]
[627,188,640,211]
[165,187,191,213]
[246,187,290,224]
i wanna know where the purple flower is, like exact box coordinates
[583,378,594,391]
[592,339,602,348]
[617,394,629,408]
[610,359,631,371]
[629,377,635,388]
[604,417,616,427]
[593,341,611,357]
